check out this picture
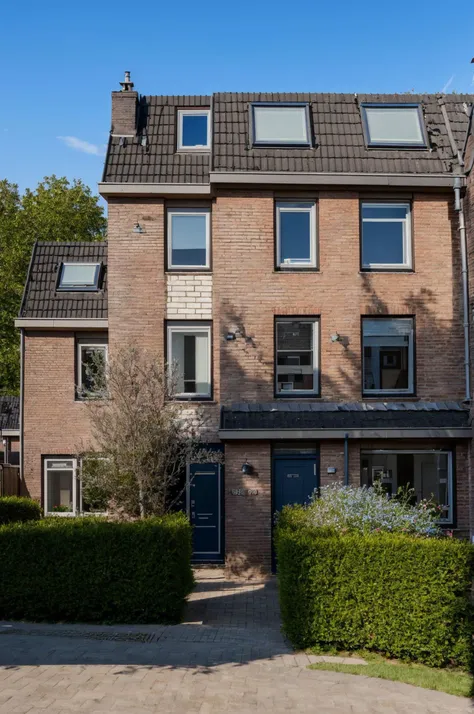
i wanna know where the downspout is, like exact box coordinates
[344,432,349,485]
[19,328,25,491]
[453,176,470,402]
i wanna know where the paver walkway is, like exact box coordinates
[0,568,470,713]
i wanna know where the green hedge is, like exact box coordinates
[0,496,42,525]
[0,513,194,624]
[275,507,474,668]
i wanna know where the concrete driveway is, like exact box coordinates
[0,569,470,713]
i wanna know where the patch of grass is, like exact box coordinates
[308,649,473,698]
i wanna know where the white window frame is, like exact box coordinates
[167,208,210,270]
[361,202,412,270]
[362,317,414,396]
[76,337,108,398]
[167,323,212,399]
[275,317,320,396]
[44,457,107,516]
[177,109,211,151]
[276,201,317,268]
[361,450,453,524]
[57,262,101,292]
[251,103,311,147]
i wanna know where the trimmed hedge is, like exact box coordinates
[0,496,42,525]
[275,507,474,668]
[0,513,194,624]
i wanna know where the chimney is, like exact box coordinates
[111,71,138,137]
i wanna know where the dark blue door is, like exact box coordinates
[273,458,318,514]
[188,464,223,562]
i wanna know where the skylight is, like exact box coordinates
[251,103,311,146]
[177,109,210,150]
[57,263,101,292]
[361,104,426,148]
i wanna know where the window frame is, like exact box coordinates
[177,108,211,151]
[166,321,212,400]
[76,336,108,400]
[57,262,102,292]
[251,102,312,148]
[360,200,413,271]
[360,103,428,149]
[360,449,454,525]
[43,456,107,516]
[167,207,211,271]
[361,316,415,397]
[274,316,320,398]
[275,200,318,269]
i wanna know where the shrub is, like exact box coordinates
[0,513,194,624]
[275,508,473,667]
[303,483,441,536]
[0,496,41,525]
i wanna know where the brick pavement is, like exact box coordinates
[0,569,470,713]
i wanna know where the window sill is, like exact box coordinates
[275,267,319,273]
[274,393,321,399]
[166,269,212,274]
[362,394,417,400]
[360,268,414,274]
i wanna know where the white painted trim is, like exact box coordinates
[361,202,412,270]
[167,323,212,398]
[276,201,317,268]
[15,319,108,329]
[76,338,108,395]
[167,208,210,270]
[275,317,319,395]
[210,171,458,188]
[44,458,77,516]
[1,429,19,437]
[98,183,212,196]
[177,109,211,151]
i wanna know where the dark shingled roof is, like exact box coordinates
[221,402,470,431]
[103,92,474,183]
[0,396,19,431]
[20,242,108,319]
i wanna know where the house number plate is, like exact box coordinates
[230,488,258,496]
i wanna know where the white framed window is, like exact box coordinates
[362,317,414,395]
[361,450,453,524]
[167,322,211,398]
[44,457,107,516]
[177,109,211,150]
[276,201,317,268]
[168,208,210,270]
[76,337,108,398]
[252,103,311,146]
[361,104,427,148]
[361,202,412,270]
[275,318,319,395]
[57,263,102,292]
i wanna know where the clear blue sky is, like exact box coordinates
[1,0,473,201]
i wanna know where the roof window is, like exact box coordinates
[251,103,311,147]
[361,104,427,148]
[177,109,210,150]
[57,263,102,292]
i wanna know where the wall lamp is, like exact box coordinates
[241,461,254,475]
[330,332,342,343]
[133,222,144,234]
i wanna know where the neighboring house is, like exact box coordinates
[0,396,20,465]
[16,73,474,574]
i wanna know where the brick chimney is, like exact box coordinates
[111,71,138,137]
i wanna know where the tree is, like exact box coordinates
[0,176,106,395]
[78,345,218,518]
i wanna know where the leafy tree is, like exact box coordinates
[0,176,106,395]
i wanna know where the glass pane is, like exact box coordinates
[182,114,208,147]
[171,213,207,266]
[60,263,99,288]
[362,221,405,265]
[276,321,315,392]
[81,346,106,394]
[46,470,73,512]
[363,319,412,392]
[362,204,408,220]
[254,106,308,144]
[365,107,424,144]
[280,210,311,263]
[171,331,209,395]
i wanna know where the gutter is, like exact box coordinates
[98,183,212,197]
[218,427,472,440]
[209,171,459,188]
[15,318,108,329]
[454,176,471,402]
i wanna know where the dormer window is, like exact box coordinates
[57,263,102,292]
[251,103,311,147]
[361,104,427,148]
[177,109,210,151]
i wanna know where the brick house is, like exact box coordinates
[16,74,474,573]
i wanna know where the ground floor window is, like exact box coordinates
[44,458,105,515]
[360,450,453,523]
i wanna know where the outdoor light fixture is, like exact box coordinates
[226,332,236,341]
[330,332,342,343]
[133,223,144,234]
[241,461,254,475]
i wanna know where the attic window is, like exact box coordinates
[177,109,210,150]
[57,263,102,292]
[361,104,427,148]
[251,103,311,147]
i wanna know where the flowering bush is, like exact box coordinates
[305,483,440,536]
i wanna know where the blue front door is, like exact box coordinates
[273,457,318,514]
[188,463,223,562]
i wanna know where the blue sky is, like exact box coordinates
[1,0,473,202]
